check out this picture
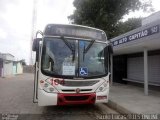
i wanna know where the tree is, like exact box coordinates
[20,59,27,66]
[114,17,142,37]
[68,0,153,39]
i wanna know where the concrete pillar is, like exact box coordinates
[110,54,113,86]
[2,61,5,77]
[144,48,148,95]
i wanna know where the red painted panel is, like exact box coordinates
[57,93,96,105]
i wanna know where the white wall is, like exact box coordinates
[3,61,13,77]
[16,62,23,74]
[142,11,160,26]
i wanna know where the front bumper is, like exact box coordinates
[38,89,109,106]
[57,93,96,105]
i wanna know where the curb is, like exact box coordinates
[104,100,134,114]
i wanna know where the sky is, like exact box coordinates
[0,0,159,64]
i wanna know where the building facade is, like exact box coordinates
[13,61,23,74]
[0,53,14,77]
[110,11,160,95]
[0,53,23,77]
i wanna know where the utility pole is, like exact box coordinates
[30,0,37,65]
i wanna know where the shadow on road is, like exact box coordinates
[16,104,102,120]
[42,104,102,115]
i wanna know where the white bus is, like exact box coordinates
[32,24,113,106]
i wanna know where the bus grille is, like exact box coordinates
[57,93,96,105]
[61,80,99,86]
[62,89,92,92]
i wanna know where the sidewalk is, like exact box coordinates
[106,83,160,114]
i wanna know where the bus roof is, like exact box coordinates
[43,24,107,41]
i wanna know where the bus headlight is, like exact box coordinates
[40,80,58,93]
[96,81,108,92]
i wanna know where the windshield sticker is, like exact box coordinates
[79,41,85,48]
[79,67,88,76]
[62,63,75,75]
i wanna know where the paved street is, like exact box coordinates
[0,73,118,120]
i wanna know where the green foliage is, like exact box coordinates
[20,59,27,66]
[114,17,142,37]
[68,0,153,39]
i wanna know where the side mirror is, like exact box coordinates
[32,38,42,62]
[108,44,113,54]
[32,38,42,51]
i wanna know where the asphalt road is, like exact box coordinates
[0,73,119,120]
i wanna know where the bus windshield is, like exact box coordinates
[41,37,108,78]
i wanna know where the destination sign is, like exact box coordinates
[44,24,107,41]
[112,25,159,46]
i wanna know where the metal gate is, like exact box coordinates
[127,55,160,85]
[127,57,144,81]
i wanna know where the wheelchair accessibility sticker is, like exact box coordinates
[79,41,85,48]
[79,67,88,76]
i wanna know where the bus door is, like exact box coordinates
[32,38,41,103]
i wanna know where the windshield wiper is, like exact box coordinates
[61,36,75,61]
[83,39,95,61]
